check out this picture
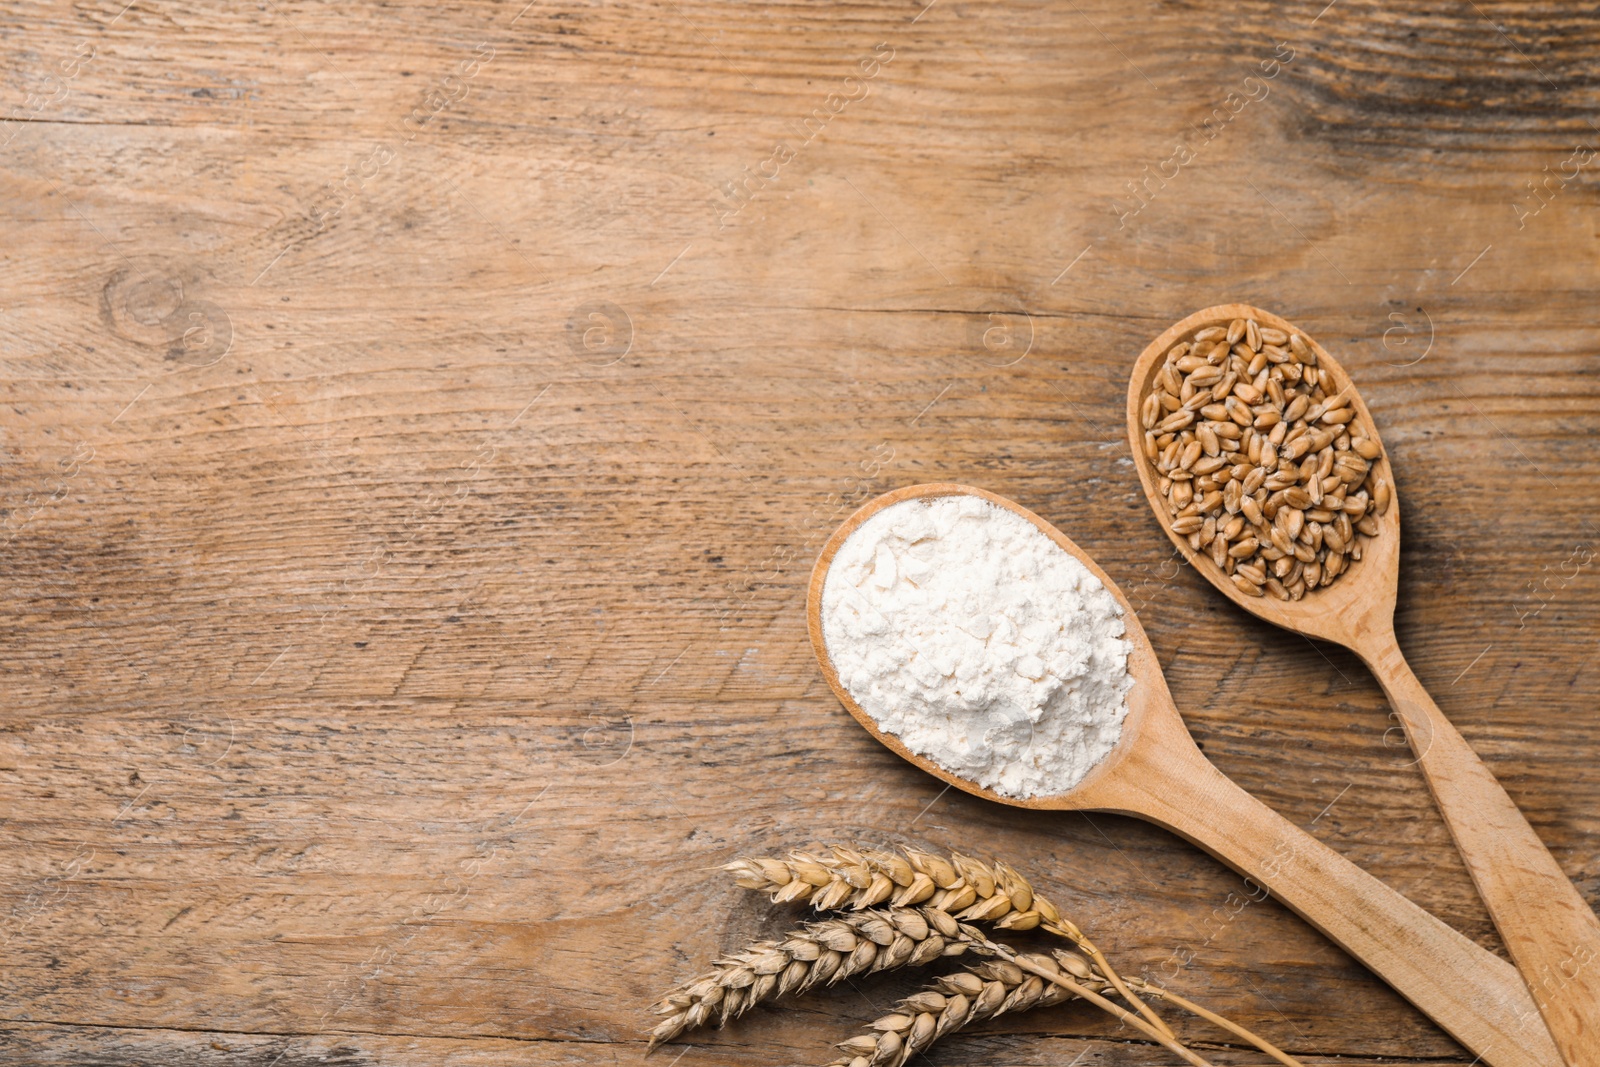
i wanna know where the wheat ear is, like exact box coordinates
[822,956,1091,1067]
[810,944,1307,1067]
[723,845,1173,1041]
[646,906,978,1050]
[722,846,1062,931]
[815,937,1214,1067]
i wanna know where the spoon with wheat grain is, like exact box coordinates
[1125,303,1599,1067]
[808,483,1560,1067]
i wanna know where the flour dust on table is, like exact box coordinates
[820,494,1133,799]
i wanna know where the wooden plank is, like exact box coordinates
[0,1022,1483,1067]
[1,0,1596,1063]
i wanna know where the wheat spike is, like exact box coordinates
[823,952,1102,1067]
[646,906,984,1050]
[660,844,1304,1067]
[723,845,1074,936]
[723,845,1172,1040]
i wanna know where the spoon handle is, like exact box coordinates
[1359,632,1600,1067]
[1099,741,1564,1067]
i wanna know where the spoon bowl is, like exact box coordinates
[1127,305,1600,1067]
[1126,304,1402,646]
[809,482,1559,1067]
[806,481,1162,812]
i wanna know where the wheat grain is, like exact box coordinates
[1141,315,1388,599]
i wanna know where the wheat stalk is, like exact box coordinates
[646,906,979,1050]
[1127,978,1307,1067]
[723,845,1173,1040]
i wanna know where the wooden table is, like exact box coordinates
[3,2,1596,1064]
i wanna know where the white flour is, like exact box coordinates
[820,494,1133,799]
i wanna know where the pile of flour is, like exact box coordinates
[820,494,1133,799]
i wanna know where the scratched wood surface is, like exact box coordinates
[1,1,1597,1065]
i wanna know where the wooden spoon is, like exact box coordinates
[1127,304,1600,1067]
[808,482,1561,1067]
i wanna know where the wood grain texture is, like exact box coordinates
[1,1,1597,1065]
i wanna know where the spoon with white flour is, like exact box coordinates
[807,483,1561,1067]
